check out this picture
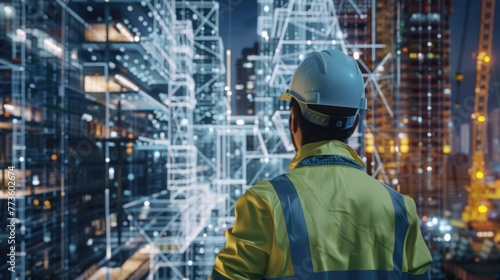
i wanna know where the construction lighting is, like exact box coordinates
[444,233,451,242]
[236,119,245,126]
[365,133,374,154]
[81,113,93,122]
[3,104,14,111]
[32,175,40,186]
[114,74,139,92]
[353,51,360,60]
[115,23,134,42]
[477,115,486,122]
[43,38,63,57]
[109,167,115,180]
[443,144,452,154]
[3,5,13,15]
[483,55,491,63]
[400,137,409,154]
[476,171,485,179]
[478,205,488,214]
[16,29,26,42]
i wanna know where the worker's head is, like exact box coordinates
[279,49,367,150]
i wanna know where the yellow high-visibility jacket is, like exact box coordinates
[211,140,432,280]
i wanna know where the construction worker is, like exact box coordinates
[210,49,432,279]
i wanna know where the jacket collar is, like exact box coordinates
[290,140,366,171]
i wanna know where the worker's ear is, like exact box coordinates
[290,106,301,134]
[289,106,302,151]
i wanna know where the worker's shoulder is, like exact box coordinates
[382,185,419,219]
[247,179,273,195]
[245,178,282,202]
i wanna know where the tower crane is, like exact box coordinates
[460,0,500,241]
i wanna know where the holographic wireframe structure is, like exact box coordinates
[255,0,396,181]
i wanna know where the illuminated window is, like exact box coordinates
[85,23,135,42]
[85,24,106,42]
[84,75,122,93]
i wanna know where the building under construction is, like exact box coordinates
[0,0,498,279]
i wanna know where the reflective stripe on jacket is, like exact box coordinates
[210,140,432,279]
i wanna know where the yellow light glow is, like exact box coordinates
[365,134,374,154]
[478,205,488,214]
[476,171,485,179]
[33,199,40,206]
[483,55,491,63]
[477,115,486,122]
[443,145,452,154]
[400,145,409,154]
[366,146,373,154]
[400,137,409,153]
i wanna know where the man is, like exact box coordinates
[210,49,432,279]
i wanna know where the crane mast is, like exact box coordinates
[462,0,499,226]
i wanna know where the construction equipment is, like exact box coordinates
[460,0,500,243]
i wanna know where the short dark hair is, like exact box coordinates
[290,98,358,145]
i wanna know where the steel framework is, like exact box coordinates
[255,0,396,181]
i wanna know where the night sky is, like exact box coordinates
[450,0,500,122]
[217,0,500,123]
[217,0,258,89]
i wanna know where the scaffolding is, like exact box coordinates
[255,0,396,182]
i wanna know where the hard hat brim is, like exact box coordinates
[278,92,293,101]
[279,89,369,111]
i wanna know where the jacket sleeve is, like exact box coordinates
[210,189,274,280]
[405,198,433,279]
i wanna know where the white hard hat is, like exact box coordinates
[279,49,367,129]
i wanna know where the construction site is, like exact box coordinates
[0,0,499,279]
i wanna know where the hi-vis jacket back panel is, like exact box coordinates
[210,140,432,280]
